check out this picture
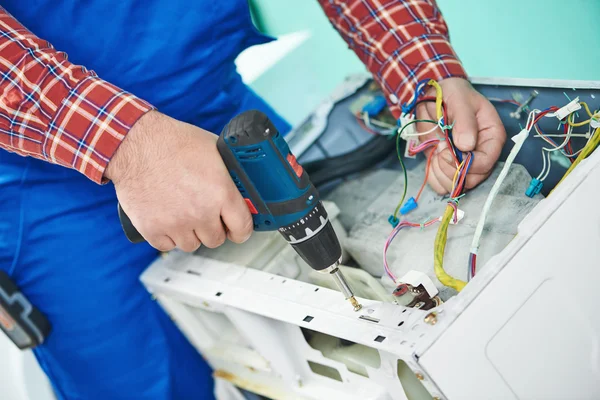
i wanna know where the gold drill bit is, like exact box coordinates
[329,266,363,311]
[349,296,362,312]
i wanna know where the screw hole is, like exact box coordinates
[314,288,319,292]
[402,309,407,313]
[265,220,272,226]
[216,292,222,297]
[303,316,314,323]
[164,278,170,283]
[398,321,404,327]
[374,335,386,343]
[282,279,287,283]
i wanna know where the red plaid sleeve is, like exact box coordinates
[318,0,467,118]
[0,8,154,183]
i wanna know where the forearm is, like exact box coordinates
[318,0,467,118]
[0,7,153,183]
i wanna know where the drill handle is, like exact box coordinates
[118,203,145,243]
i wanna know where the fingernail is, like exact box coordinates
[458,134,476,150]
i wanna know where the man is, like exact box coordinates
[0,1,505,398]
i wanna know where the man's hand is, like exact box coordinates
[416,78,507,194]
[105,111,253,252]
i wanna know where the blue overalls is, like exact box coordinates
[0,1,290,399]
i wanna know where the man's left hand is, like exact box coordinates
[415,78,507,194]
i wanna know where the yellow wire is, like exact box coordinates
[451,160,465,190]
[427,79,467,292]
[428,80,444,120]
[433,204,467,292]
[568,112,591,127]
[551,127,600,193]
[580,102,594,118]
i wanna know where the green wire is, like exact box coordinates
[392,118,437,220]
[396,119,436,139]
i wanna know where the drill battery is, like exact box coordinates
[0,271,51,349]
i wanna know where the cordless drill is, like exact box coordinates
[118,110,361,311]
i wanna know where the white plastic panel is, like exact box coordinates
[419,151,600,400]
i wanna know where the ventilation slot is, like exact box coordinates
[230,175,247,196]
[234,146,266,160]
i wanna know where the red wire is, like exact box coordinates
[415,150,434,201]
[354,114,379,136]
[442,103,460,167]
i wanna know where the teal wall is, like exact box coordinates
[249,0,600,126]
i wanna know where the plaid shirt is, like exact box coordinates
[318,0,466,117]
[0,1,465,183]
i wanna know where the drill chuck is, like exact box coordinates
[278,202,342,271]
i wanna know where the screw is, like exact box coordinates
[415,372,424,380]
[424,311,438,325]
[433,397,441,400]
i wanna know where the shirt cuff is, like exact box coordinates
[44,76,154,184]
[376,34,467,119]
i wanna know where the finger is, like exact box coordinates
[427,167,447,195]
[467,99,507,175]
[436,147,458,180]
[221,187,253,243]
[196,220,227,249]
[424,147,447,194]
[431,152,454,193]
[465,172,492,190]
[148,235,176,252]
[172,232,202,253]
[446,94,478,152]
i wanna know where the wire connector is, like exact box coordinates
[398,270,439,298]
[552,97,581,120]
[400,197,418,215]
[525,178,543,198]
[362,95,387,117]
[399,113,416,140]
[404,137,418,159]
[439,209,465,224]
[388,215,400,228]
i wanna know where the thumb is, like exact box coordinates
[447,95,478,152]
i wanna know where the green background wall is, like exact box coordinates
[247,0,600,126]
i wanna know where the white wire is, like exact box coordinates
[540,150,553,181]
[470,128,529,256]
[543,123,572,152]
[369,118,396,129]
[533,133,588,138]
[535,149,547,181]
[401,124,439,137]
[362,112,396,135]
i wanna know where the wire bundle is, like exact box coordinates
[384,79,474,293]
[379,86,600,295]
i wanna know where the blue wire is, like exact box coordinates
[400,78,432,114]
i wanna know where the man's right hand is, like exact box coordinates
[105,111,253,252]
